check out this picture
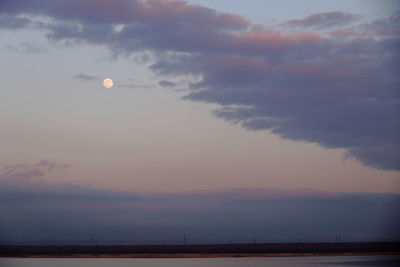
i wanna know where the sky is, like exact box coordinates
[0,0,399,243]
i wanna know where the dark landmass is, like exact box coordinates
[1,242,399,258]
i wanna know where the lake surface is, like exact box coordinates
[1,255,399,267]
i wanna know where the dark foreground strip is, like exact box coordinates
[0,242,399,257]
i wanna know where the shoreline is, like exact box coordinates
[2,252,399,258]
[2,242,398,258]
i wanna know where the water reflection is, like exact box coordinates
[0,255,399,267]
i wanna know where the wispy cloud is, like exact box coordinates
[118,79,155,89]
[73,73,99,82]
[5,41,49,53]
[0,160,142,201]
[0,159,70,185]
[283,11,359,29]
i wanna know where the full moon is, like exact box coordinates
[102,78,114,88]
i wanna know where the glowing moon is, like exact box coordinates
[102,78,114,88]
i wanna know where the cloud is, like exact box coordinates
[284,12,358,29]
[0,14,31,30]
[73,73,98,82]
[0,160,144,203]
[0,0,250,53]
[0,159,70,185]
[0,162,399,243]
[158,80,177,87]
[0,160,335,206]
[340,11,400,38]
[118,79,155,89]
[5,42,49,53]
[73,75,154,88]
[1,0,399,170]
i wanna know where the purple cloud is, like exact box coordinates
[0,0,399,170]
[1,166,399,243]
[158,80,177,87]
[284,11,358,29]
[0,14,31,29]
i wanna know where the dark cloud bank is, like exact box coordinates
[1,0,399,170]
[1,161,399,244]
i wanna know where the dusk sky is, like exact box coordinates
[0,0,399,243]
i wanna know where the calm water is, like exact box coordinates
[0,256,399,267]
